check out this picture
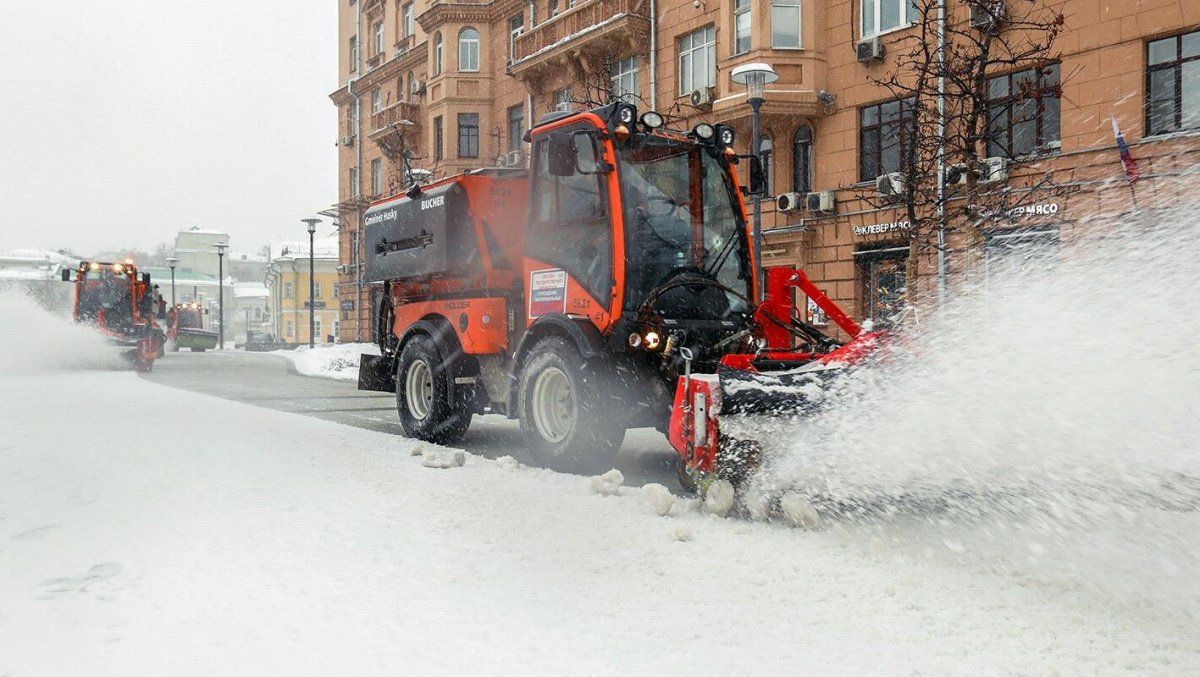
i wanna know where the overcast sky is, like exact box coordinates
[0,1,338,256]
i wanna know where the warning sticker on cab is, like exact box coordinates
[529,268,567,318]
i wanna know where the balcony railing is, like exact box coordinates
[511,0,647,65]
[370,101,420,134]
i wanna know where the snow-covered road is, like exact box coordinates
[2,367,1197,674]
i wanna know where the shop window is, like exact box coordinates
[733,0,751,55]
[856,247,908,326]
[983,227,1060,277]
[859,98,915,182]
[986,64,1061,159]
[793,125,813,194]
[1147,29,1200,136]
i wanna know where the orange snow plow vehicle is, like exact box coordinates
[358,103,881,489]
[62,259,166,371]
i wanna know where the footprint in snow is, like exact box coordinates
[37,562,123,600]
[12,525,57,541]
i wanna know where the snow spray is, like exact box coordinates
[0,292,127,373]
[748,181,1200,618]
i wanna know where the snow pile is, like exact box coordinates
[274,342,379,381]
[588,468,624,496]
[750,196,1200,614]
[0,293,126,373]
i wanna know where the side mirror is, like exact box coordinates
[547,133,576,177]
[61,269,72,282]
[748,155,767,196]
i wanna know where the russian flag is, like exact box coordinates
[1111,117,1140,184]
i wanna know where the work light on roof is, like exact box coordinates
[692,123,715,140]
[616,104,636,125]
[639,111,664,130]
[719,127,735,146]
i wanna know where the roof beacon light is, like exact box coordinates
[640,111,664,129]
[692,123,716,140]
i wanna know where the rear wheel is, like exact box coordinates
[518,337,624,471]
[396,334,471,444]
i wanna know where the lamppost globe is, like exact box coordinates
[166,257,179,308]
[730,62,778,102]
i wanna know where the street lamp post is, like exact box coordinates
[302,218,321,348]
[166,257,179,307]
[731,62,779,304]
[213,243,228,349]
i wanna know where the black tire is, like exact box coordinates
[396,333,472,444]
[518,336,625,472]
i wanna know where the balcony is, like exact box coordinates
[369,102,421,158]
[509,0,649,80]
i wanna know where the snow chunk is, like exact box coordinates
[496,455,520,471]
[780,491,821,529]
[420,449,465,469]
[670,526,694,542]
[408,444,426,457]
[642,483,675,517]
[703,479,735,517]
[588,469,624,496]
[742,486,773,521]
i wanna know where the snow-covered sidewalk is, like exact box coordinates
[1,369,1197,674]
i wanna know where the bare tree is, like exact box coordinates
[857,0,1073,309]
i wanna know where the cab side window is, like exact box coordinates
[528,131,612,302]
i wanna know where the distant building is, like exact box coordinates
[173,227,230,279]
[227,250,269,285]
[265,237,340,345]
[232,282,270,344]
[0,249,80,314]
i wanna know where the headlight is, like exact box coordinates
[627,332,642,348]
[692,123,715,140]
[716,125,736,147]
[644,331,661,350]
[616,104,636,125]
[640,111,664,129]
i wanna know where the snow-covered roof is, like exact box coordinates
[0,268,60,281]
[270,237,339,262]
[233,283,269,298]
[0,248,78,265]
[182,226,229,236]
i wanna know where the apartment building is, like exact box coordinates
[265,239,341,345]
[331,0,1200,341]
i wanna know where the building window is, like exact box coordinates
[287,320,293,337]
[402,3,414,37]
[862,0,917,38]
[733,0,751,54]
[371,158,383,196]
[771,0,802,49]
[458,113,479,158]
[284,281,294,299]
[857,248,907,326]
[349,36,359,71]
[549,0,559,16]
[314,318,322,342]
[458,27,480,71]
[434,116,444,161]
[609,56,639,103]
[554,86,573,109]
[1147,30,1200,136]
[349,166,361,197]
[507,105,524,153]
[433,32,443,75]
[793,125,813,194]
[759,137,774,195]
[372,88,383,113]
[509,14,524,63]
[986,64,1061,159]
[678,26,716,95]
[373,21,384,55]
[859,98,915,182]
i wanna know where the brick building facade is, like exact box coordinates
[331,0,1200,342]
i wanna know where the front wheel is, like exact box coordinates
[396,334,472,444]
[518,337,624,471]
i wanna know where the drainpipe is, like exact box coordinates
[648,0,657,110]
[935,0,947,306]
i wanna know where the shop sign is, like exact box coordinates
[1006,203,1060,218]
[340,300,355,310]
[854,220,911,236]
[304,300,327,309]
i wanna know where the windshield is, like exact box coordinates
[617,137,750,317]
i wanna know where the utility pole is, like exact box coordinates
[166,257,178,307]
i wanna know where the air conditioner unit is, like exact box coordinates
[336,264,352,274]
[970,0,1004,33]
[340,135,356,147]
[806,190,837,213]
[776,192,804,212]
[496,153,509,167]
[504,151,525,168]
[980,156,1008,183]
[945,163,971,186]
[876,172,905,198]
[856,37,884,64]
[690,86,715,109]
